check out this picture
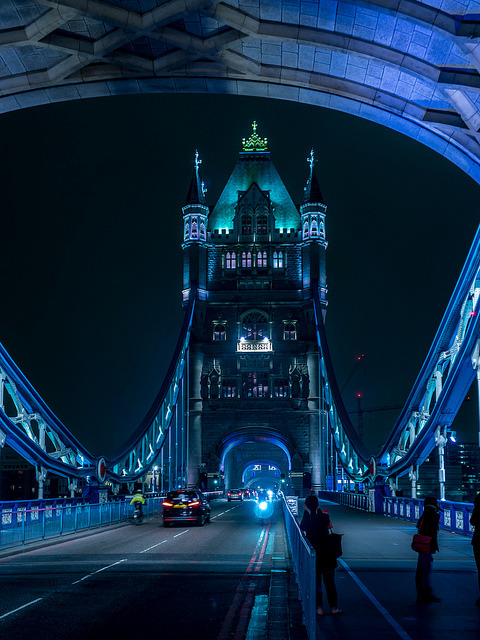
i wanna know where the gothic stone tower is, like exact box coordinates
[183,124,328,496]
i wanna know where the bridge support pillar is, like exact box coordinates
[436,426,447,501]
[409,465,418,498]
[188,414,202,487]
[36,466,47,500]
[309,413,321,491]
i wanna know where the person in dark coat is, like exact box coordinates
[415,495,441,604]
[300,495,342,615]
[469,493,480,607]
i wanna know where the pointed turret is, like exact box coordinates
[303,150,325,206]
[182,150,209,299]
[185,150,207,206]
[300,150,328,309]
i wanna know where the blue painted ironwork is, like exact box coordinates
[0,497,164,551]
[0,289,196,487]
[312,218,480,484]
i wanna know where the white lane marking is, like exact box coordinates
[140,540,168,554]
[173,530,190,538]
[339,559,414,640]
[211,504,240,519]
[71,559,127,585]
[0,598,43,620]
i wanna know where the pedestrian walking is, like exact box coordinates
[469,493,480,607]
[300,495,342,616]
[415,495,441,604]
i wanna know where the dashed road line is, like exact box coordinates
[0,598,43,620]
[140,539,168,553]
[71,559,127,585]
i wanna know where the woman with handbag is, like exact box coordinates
[415,495,441,604]
[300,495,342,616]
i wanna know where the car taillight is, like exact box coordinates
[162,501,173,507]
[189,500,200,506]
[227,492,231,496]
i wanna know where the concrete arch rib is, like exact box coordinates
[1,0,480,183]
[1,77,478,184]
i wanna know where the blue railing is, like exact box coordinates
[384,496,474,537]
[318,490,474,537]
[318,490,370,511]
[281,496,316,640]
[0,497,164,550]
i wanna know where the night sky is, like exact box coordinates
[1,93,479,458]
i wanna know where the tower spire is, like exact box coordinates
[303,148,325,205]
[185,149,207,206]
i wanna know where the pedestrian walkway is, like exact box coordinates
[306,499,479,640]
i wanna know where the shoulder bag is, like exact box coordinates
[411,533,431,554]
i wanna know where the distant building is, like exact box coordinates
[0,445,69,501]
[399,442,480,502]
[0,445,36,501]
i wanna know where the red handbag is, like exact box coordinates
[411,533,432,554]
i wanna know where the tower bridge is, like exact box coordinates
[0,119,479,505]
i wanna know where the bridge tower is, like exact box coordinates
[183,124,328,496]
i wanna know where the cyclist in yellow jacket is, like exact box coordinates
[130,491,146,520]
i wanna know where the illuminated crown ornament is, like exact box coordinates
[242,121,268,152]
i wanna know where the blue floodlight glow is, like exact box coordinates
[254,499,274,519]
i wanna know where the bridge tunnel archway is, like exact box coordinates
[216,428,295,495]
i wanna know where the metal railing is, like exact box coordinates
[317,490,475,537]
[384,496,474,536]
[318,490,370,511]
[281,496,316,640]
[0,497,164,550]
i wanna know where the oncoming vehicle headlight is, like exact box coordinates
[259,501,268,511]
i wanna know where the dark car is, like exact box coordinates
[162,489,211,526]
[227,489,243,502]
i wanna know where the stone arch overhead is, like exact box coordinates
[2,1,480,182]
[216,426,296,471]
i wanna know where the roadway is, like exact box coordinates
[0,498,479,640]
[0,498,280,640]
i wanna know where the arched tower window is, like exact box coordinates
[226,252,231,269]
[303,220,308,239]
[257,251,267,268]
[246,251,252,268]
[257,215,267,234]
[231,252,236,269]
[283,322,296,341]
[241,251,247,267]
[273,251,284,269]
[311,218,318,237]
[242,215,252,235]
[213,324,226,341]
[191,217,198,238]
[241,310,269,341]
[184,222,189,239]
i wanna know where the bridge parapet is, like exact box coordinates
[319,490,475,537]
